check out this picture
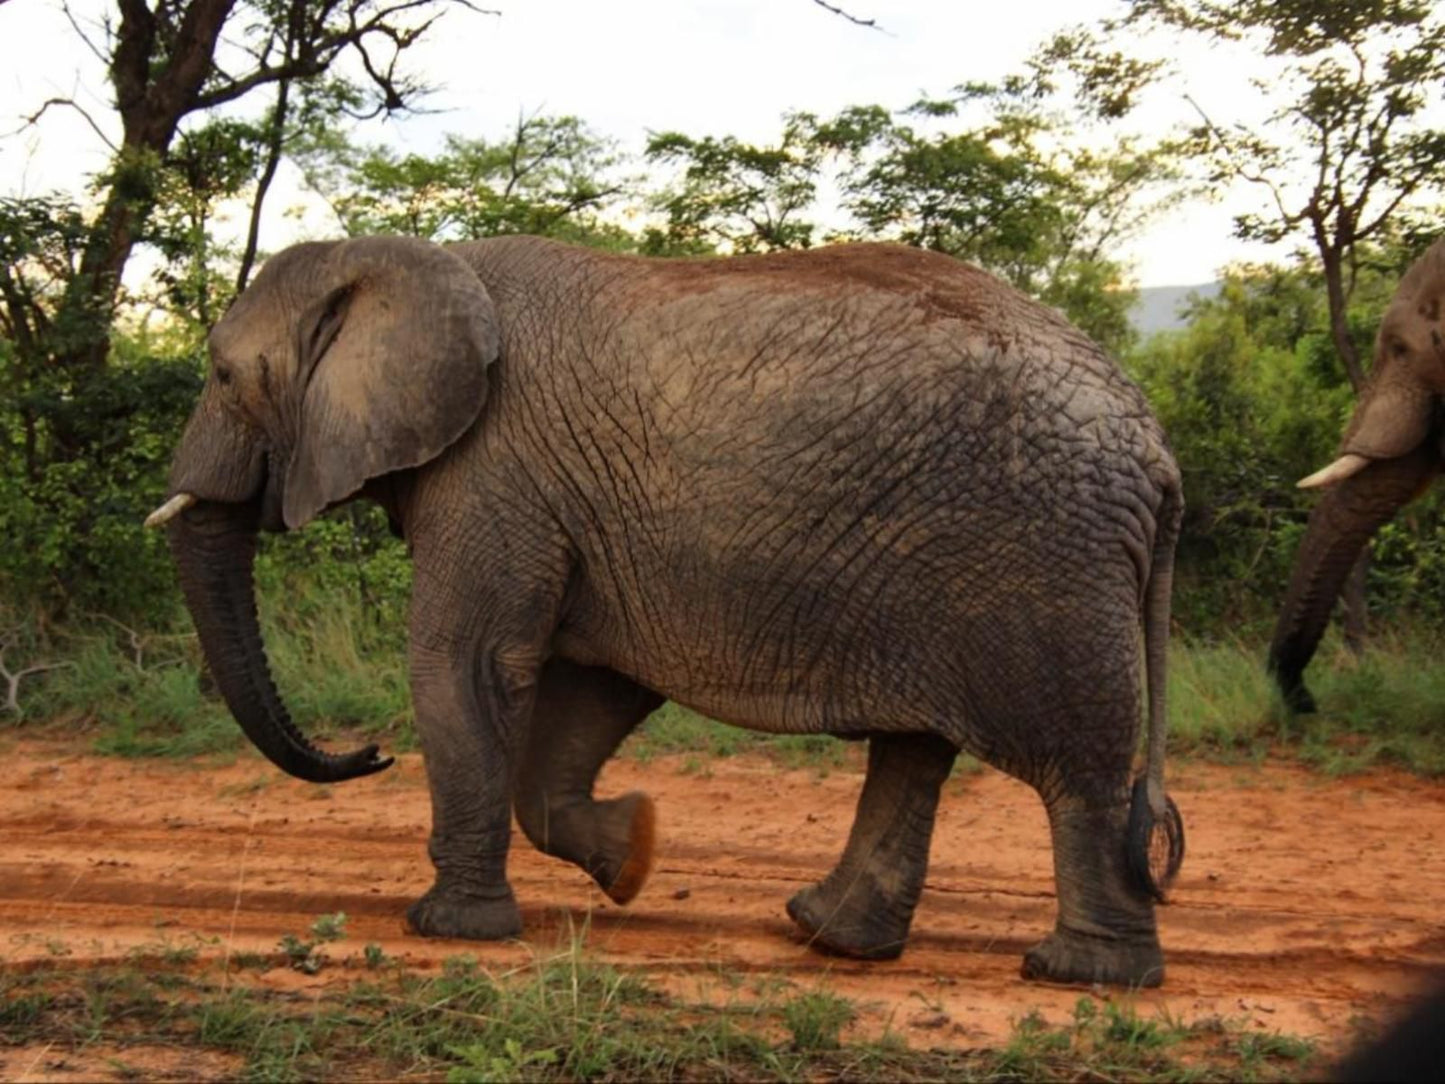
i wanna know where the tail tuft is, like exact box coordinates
[1126,777,1185,902]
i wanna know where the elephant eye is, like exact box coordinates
[215,365,233,386]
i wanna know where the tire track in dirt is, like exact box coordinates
[2,740,1443,1048]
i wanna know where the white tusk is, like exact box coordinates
[143,492,197,528]
[1297,454,1371,489]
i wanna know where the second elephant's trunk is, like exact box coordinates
[167,499,392,783]
[1268,447,1439,710]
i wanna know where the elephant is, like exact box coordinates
[1270,239,1445,712]
[148,234,1186,987]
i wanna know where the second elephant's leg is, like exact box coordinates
[788,731,957,960]
[513,659,664,903]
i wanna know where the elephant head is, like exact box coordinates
[1269,240,1445,710]
[150,237,499,781]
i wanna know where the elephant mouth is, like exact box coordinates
[148,446,289,533]
[257,452,287,533]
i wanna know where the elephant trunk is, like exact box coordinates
[1268,447,1439,711]
[167,499,392,782]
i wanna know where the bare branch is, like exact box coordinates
[9,97,118,150]
[0,634,73,718]
[59,0,111,67]
[1183,94,1293,225]
[810,0,882,31]
[90,613,149,669]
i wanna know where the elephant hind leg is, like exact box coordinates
[1021,793,1164,987]
[788,731,957,960]
[1015,647,1164,987]
[513,659,664,904]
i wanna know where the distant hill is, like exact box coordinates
[1130,282,1221,336]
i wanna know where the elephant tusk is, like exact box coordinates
[144,492,198,528]
[1297,454,1371,489]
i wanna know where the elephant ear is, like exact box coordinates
[283,237,499,529]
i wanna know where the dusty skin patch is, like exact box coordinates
[1,739,1442,1059]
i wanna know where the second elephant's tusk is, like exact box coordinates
[144,492,197,528]
[1297,454,1371,489]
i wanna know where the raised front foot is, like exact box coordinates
[590,791,656,904]
[405,885,522,941]
[1021,927,1164,988]
[786,875,912,961]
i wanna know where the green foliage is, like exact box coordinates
[1124,250,1445,628]
[644,114,826,254]
[301,114,634,247]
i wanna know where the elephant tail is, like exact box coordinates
[1128,476,1186,902]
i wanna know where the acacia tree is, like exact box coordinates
[1116,0,1445,392]
[1059,0,1445,645]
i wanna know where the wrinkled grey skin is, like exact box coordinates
[1271,240,1445,712]
[162,235,1184,987]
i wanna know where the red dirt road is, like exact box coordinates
[3,739,1443,1052]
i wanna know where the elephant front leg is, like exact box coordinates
[513,660,665,903]
[788,732,957,960]
[404,637,542,942]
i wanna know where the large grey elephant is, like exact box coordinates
[1270,240,1445,712]
[149,235,1185,987]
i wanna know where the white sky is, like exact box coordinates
[1,0,1329,287]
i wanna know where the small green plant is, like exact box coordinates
[278,912,348,975]
[1235,1030,1318,1064]
[310,912,348,942]
[447,1037,559,1082]
[363,943,387,970]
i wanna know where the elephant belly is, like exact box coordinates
[555,543,1141,744]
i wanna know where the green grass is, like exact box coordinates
[7,580,1445,776]
[1169,628,1445,775]
[0,938,1324,1083]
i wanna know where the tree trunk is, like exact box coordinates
[1319,242,1365,393]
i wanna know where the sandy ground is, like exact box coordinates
[2,737,1443,1073]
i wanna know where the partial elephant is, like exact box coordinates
[151,235,1185,987]
[1270,240,1445,712]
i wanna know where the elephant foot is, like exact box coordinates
[786,877,912,961]
[404,885,522,941]
[590,792,656,905]
[1021,928,1164,988]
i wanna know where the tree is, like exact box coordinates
[642,116,827,255]
[300,112,634,246]
[816,92,1176,354]
[12,0,484,387]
